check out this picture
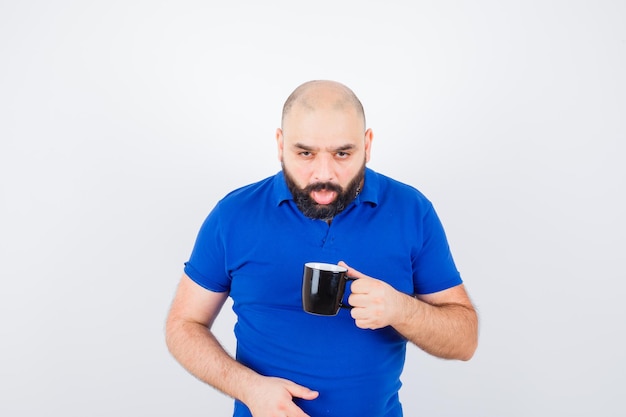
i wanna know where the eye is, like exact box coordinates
[299,151,313,158]
[336,151,350,159]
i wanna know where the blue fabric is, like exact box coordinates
[184,168,462,417]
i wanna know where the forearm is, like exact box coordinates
[165,319,261,402]
[165,276,319,415]
[392,293,478,360]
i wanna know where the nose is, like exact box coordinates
[313,154,334,182]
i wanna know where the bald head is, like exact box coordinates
[281,80,366,130]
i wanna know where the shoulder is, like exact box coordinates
[213,173,280,216]
[370,169,433,210]
[221,174,276,200]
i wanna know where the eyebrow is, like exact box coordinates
[293,142,356,152]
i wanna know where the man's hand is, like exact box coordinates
[339,261,478,360]
[243,376,319,417]
[340,261,406,330]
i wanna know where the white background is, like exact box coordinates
[1,1,624,416]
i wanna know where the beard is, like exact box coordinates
[282,160,366,221]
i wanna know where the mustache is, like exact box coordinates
[304,182,343,194]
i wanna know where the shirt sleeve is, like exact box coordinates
[183,203,231,293]
[412,204,463,294]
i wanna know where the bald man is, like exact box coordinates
[166,80,478,417]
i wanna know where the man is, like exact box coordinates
[166,80,478,417]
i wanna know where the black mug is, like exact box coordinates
[302,262,356,316]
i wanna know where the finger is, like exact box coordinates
[348,293,369,308]
[350,308,373,328]
[338,261,364,279]
[286,383,319,401]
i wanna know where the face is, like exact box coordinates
[277,102,373,220]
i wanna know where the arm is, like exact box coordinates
[340,262,478,361]
[165,274,318,417]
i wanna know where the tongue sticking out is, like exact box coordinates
[311,189,337,205]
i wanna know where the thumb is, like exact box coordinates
[287,383,319,401]
[338,261,363,279]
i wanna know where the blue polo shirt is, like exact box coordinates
[184,168,462,417]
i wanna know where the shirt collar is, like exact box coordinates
[273,167,379,207]
[355,167,379,206]
[274,170,293,206]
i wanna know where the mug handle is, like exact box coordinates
[339,275,358,310]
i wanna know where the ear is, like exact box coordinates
[276,128,284,161]
[364,128,374,163]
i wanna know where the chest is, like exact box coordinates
[225,202,420,308]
